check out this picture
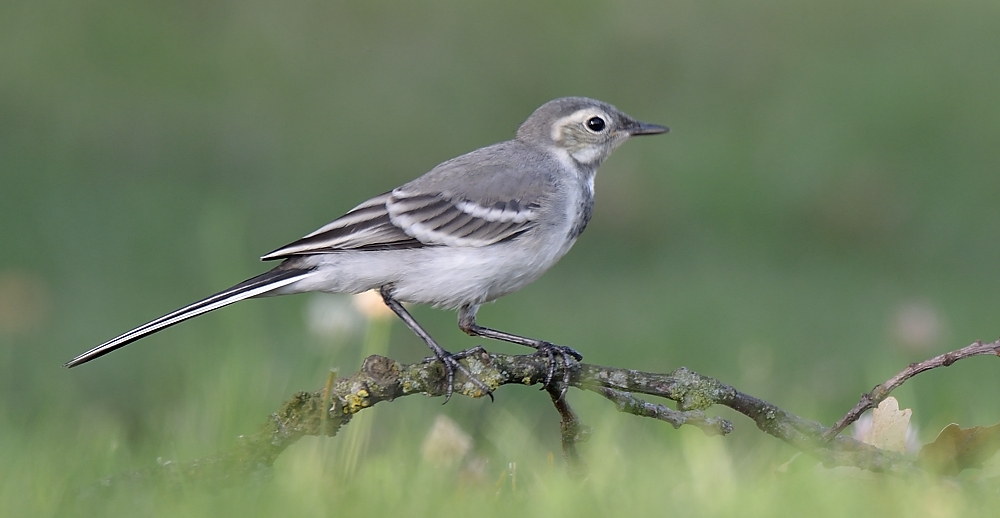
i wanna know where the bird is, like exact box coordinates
[65,96,669,399]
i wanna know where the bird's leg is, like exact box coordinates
[458,304,581,398]
[379,287,493,402]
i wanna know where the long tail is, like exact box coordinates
[65,267,314,368]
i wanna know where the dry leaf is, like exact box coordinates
[918,422,1000,475]
[864,397,912,452]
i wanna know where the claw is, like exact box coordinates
[534,342,581,400]
[540,345,556,388]
[441,356,456,403]
[437,350,494,404]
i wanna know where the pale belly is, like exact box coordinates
[273,234,577,309]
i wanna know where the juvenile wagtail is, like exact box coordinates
[66,97,669,398]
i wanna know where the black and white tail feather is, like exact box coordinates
[64,268,313,367]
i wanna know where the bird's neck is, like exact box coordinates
[547,146,601,179]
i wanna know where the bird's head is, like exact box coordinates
[516,97,668,167]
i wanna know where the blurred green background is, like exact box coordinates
[3,0,1000,515]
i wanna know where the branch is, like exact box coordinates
[575,364,916,474]
[824,339,1000,440]
[546,384,589,473]
[91,339,974,494]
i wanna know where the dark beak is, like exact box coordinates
[627,120,670,136]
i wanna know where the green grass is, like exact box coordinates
[5,402,1000,517]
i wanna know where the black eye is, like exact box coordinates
[586,116,606,132]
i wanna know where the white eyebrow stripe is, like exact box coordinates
[454,200,535,223]
[550,109,608,141]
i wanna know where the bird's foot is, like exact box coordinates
[534,342,582,400]
[424,347,494,403]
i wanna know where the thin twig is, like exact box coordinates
[823,339,1000,440]
[546,384,589,473]
[576,365,917,474]
[593,387,732,436]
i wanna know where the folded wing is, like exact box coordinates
[261,190,540,260]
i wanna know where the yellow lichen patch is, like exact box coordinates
[463,384,484,399]
[344,389,371,413]
[460,373,501,399]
